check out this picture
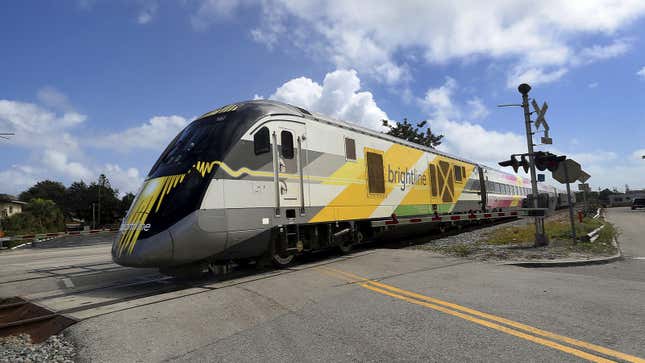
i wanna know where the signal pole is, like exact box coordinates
[518,84,548,246]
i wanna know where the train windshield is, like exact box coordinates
[148,118,226,177]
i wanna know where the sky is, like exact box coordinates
[1,0,645,196]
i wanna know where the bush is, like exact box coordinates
[1,212,41,235]
[0,198,65,236]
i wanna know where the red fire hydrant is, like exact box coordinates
[578,210,583,223]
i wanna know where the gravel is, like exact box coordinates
[406,216,616,262]
[0,334,76,363]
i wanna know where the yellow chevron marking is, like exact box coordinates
[116,173,189,256]
[309,144,424,223]
[198,104,239,119]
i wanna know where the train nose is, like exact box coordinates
[111,230,174,267]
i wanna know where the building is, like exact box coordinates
[608,189,645,207]
[0,194,27,219]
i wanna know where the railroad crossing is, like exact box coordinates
[1,208,644,362]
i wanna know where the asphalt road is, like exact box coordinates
[0,233,158,297]
[1,209,643,362]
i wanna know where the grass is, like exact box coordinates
[484,216,617,255]
[449,244,474,257]
[0,239,31,250]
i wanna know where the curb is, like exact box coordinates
[501,236,624,268]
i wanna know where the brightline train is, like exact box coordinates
[112,100,570,274]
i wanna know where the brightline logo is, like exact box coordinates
[120,222,151,232]
[388,165,427,191]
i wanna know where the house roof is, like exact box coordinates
[0,194,26,205]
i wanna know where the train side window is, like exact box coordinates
[454,165,462,182]
[254,127,270,155]
[345,138,356,161]
[281,130,294,159]
[366,152,385,194]
[461,166,466,179]
[471,180,480,191]
[429,164,438,197]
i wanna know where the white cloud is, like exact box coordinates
[37,86,74,112]
[632,149,645,160]
[637,66,645,79]
[421,77,459,119]
[588,82,599,88]
[467,98,489,120]
[0,99,86,154]
[574,149,645,190]
[507,67,568,88]
[138,12,152,24]
[577,39,631,64]
[0,90,149,195]
[190,0,249,30]
[433,119,526,166]
[95,115,188,152]
[102,164,144,194]
[250,2,287,49]
[0,166,39,196]
[42,149,93,181]
[231,0,645,85]
[270,69,388,130]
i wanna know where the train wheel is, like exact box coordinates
[270,237,294,268]
[339,230,362,254]
[338,239,353,254]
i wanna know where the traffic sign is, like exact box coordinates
[577,170,590,183]
[552,159,581,184]
[578,183,590,192]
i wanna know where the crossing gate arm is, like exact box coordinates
[371,211,518,227]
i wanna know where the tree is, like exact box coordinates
[65,181,90,219]
[19,180,66,207]
[25,198,65,232]
[120,193,136,217]
[381,118,444,148]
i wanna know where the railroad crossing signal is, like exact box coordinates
[534,152,566,172]
[498,154,529,173]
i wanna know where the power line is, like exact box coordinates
[0,133,15,141]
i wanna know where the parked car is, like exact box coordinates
[632,198,645,210]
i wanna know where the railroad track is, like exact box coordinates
[0,249,378,343]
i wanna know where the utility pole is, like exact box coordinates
[97,176,103,228]
[563,163,576,241]
[518,83,548,246]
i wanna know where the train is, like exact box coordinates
[112,100,573,275]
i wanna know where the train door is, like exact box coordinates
[272,123,307,216]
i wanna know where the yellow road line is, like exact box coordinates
[361,283,613,363]
[320,267,644,363]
